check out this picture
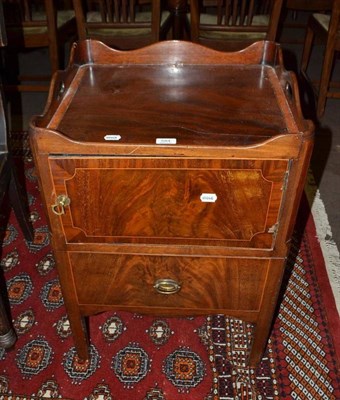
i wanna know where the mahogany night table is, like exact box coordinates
[29,39,314,367]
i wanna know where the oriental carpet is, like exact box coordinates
[0,144,339,399]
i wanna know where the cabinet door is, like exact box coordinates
[49,157,289,249]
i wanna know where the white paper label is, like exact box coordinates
[156,138,177,145]
[104,135,121,141]
[200,193,217,203]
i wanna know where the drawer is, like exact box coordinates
[68,252,269,312]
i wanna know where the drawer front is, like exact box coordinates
[50,157,288,249]
[69,252,270,312]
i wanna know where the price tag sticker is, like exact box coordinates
[156,138,177,145]
[200,193,217,203]
[104,135,122,141]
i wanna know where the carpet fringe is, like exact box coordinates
[305,171,340,314]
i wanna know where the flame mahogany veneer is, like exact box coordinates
[29,39,314,367]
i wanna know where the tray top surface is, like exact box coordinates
[50,62,296,146]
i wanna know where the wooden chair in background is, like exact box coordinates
[285,0,332,14]
[2,0,76,91]
[281,0,333,43]
[189,0,284,51]
[72,0,172,50]
[0,0,34,350]
[300,0,340,118]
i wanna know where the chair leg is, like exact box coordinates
[8,157,34,242]
[316,44,336,118]
[0,163,17,350]
[49,43,60,78]
[301,25,314,75]
[0,289,16,349]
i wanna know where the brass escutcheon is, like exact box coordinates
[51,194,71,216]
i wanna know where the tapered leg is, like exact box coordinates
[248,259,286,367]
[54,250,90,360]
[68,312,90,360]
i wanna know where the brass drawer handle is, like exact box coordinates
[154,278,181,295]
[51,194,71,216]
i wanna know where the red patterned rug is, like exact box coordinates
[0,153,339,399]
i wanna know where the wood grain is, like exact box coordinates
[49,157,288,248]
[29,40,314,366]
[69,253,269,311]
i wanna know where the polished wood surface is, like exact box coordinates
[51,65,291,140]
[70,253,269,311]
[38,40,306,139]
[49,157,287,248]
[30,39,314,367]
